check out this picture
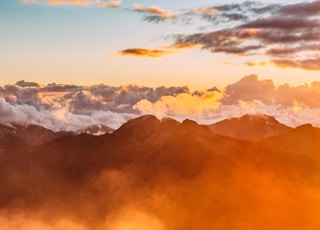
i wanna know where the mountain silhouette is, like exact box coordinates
[0,123,69,148]
[0,115,319,230]
[209,114,292,141]
[261,123,320,155]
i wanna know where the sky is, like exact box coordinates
[0,0,320,131]
[0,0,319,89]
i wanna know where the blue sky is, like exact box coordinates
[0,0,319,89]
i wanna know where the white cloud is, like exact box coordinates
[1,76,320,131]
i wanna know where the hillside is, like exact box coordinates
[209,114,292,141]
[0,115,319,230]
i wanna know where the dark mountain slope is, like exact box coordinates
[0,123,67,148]
[261,124,320,156]
[0,116,319,230]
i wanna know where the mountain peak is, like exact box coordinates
[112,115,160,138]
[182,119,198,127]
[209,114,292,141]
[295,123,314,130]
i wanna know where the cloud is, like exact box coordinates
[222,75,275,105]
[0,97,134,131]
[99,0,120,8]
[117,48,173,58]
[272,56,320,71]
[1,76,320,131]
[16,80,40,88]
[278,0,320,16]
[21,0,121,7]
[0,82,191,132]
[221,74,320,108]
[133,75,320,127]
[188,1,272,25]
[128,1,320,71]
[246,61,267,67]
[134,91,222,122]
[132,4,180,22]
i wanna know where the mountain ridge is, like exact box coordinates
[0,113,320,229]
[209,113,293,141]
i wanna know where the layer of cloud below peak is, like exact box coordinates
[1,76,320,132]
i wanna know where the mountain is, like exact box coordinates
[0,124,26,154]
[0,123,66,148]
[261,124,320,155]
[209,114,292,141]
[0,116,319,230]
[0,122,113,148]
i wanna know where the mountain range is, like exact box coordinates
[0,114,319,230]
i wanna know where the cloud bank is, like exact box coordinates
[1,76,320,132]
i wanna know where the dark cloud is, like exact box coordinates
[128,1,320,71]
[215,1,260,12]
[278,0,320,16]
[132,4,180,22]
[173,4,320,56]
[16,80,40,88]
[118,48,173,57]
[242,17,319,30]
[187,1,279,25]
[42,83,84,92]
[131,1,279,25]
[200,3,268,24]
[173,29,264,56]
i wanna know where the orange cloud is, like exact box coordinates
[21,0,121,7]
[49,0,94,4]
[190,7,218,16]
[272,56,320,71]
[99,0,120,8]
[133,4,180,22]
[117,48,173,58]
[134,91,222,119]
[246,61,268,67]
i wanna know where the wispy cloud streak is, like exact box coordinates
[21,0,121,7]
[117,48,173,57]
[132,4,180,22]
